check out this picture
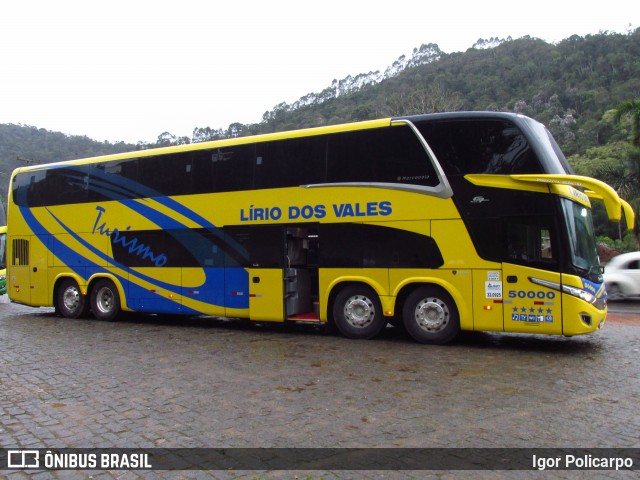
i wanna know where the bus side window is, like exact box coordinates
[191,151,213,194]
[254,136,326,189]
[42,168,89,205]
[505,218,556,265]
[326,126,438,187]
[418,119,542,176]
[212,144,255,193]
[89,159,140,202]
[138,153,192,197]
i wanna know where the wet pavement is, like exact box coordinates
[1,296,639,479]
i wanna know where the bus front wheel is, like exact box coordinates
[402,286,460,344]
[332,285,386,339]
[91,279,121,321]
[57,279,89,318]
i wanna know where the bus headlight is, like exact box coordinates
[562,284,606,310]
[529,277,605,310]
[562,284,596,304]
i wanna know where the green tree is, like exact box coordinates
[613,99,640,148]
[604,99,640,246]
[611,99,640,199]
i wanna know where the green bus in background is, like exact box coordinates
[0,225,6,295]
[0,200,5,294]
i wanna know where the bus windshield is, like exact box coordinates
[526,119,574,175]
[561,199,601,279]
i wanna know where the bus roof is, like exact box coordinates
[11,117,394,173]
[11,111,539,175]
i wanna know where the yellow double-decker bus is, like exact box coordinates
[6,112,633,344]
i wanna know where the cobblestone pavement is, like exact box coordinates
[1,295,639,479]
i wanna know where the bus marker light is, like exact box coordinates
[483,305,493,311]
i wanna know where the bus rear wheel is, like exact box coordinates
[402,285,460,344]
[91,279,121,321]
[57,279,89,318]
[332,285,386,339]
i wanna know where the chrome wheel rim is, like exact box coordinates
[63,285,81,312]
[343,295,375,328]
[414,297,449,332]
[95,286,115,315]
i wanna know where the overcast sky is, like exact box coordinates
[0,0,637,144]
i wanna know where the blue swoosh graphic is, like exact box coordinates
[15,164,252,313]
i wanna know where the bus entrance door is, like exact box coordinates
[502,263,562,335]
[284,227,318,321]
[248,269,285,321]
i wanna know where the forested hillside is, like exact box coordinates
[251,31,639,157]
[1,29,639,243]
[0,125,138,216]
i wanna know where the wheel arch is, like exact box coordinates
[326,279,386,326]
[52,273,88,310]
[328,281,387,339]
[87,274,129,312]
[393,278,472,331]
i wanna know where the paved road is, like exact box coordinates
[607,298,640,315]
[1,296,639,479]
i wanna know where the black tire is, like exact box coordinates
[56,278,89,318]
[90,279,121,321]
[332,285,386,339]
[402,285,460,345]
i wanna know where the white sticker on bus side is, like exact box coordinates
[487,271,500,281]
[485,281,503,299]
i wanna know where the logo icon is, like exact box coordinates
[8,450,40,468]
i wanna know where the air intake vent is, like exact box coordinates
[580,314,592,327]
[12,239,29,266]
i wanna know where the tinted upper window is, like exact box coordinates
[89,158,141,201]
[137,153,192,197]
[12,125,443,207]
[416,119,542,175]
[254,136,326,189]
[327,126,439,187]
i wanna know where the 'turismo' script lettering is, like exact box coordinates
[92,206,168,267]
